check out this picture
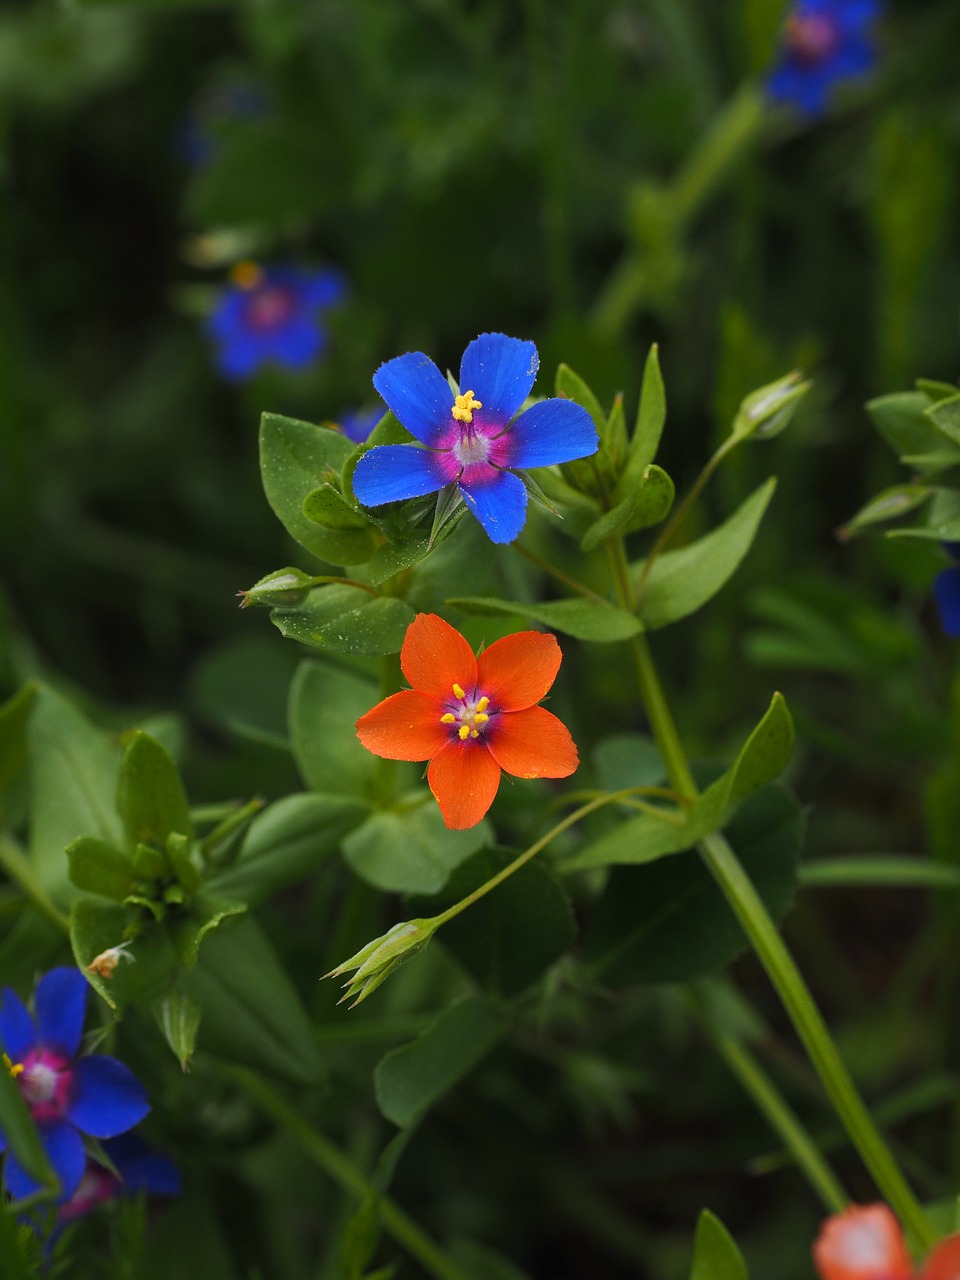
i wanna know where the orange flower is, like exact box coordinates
[356,613,579,830]
[814,1204,960,1280]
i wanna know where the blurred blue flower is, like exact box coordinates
[0,968,150,1203]
[58,1134,180,1224]
[336,407,384,445]
[207,261,347,381]
[934,543,960,637]
[352,332,598,544]
[767,0,880,119]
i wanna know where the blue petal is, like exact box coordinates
[216,333,266,380]
[0,987,36,1062]
[206,291,246,340]
[353,445,445,506]
[270,318,326,369]
[35,968,88,1060]
[459,333,539,422]
[297,267,348,308]
[934,566,960,637]
[505,399,599,469]
[103,1135,181,1196]
[66,1056,149,1139]
[461,471,528,544]
[372,352,453,446]
[5,1119,86,1203]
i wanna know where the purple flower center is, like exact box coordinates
[784,11,841,64]
[17,1048,72,1121]
[243,285,298,333]
[440,684,496,742]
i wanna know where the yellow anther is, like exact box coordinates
[474,713,489,725]
[470,729,479,738]
[452,683,465,700]
[229,260,264,291]
[440,712,456,724]
[3,1053,23,1079]
[476,696,489,713]
[458,725,470,741]
[452,390,483,425]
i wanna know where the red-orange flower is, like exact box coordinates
[356,613,579,830]
[814,1204,960,1280]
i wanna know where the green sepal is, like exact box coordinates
[133,842,168,881]
[124,893,166,923]
[116,730,192,853]
[163,884,185,905]
[153,988,202,1071]
[166,831,201,895]
[66,836,138,901]
[689,1209,748,1280]
[580,463,674,552]
[271,585,415,656]
[302,483,373,531]
[636,477,776,630]
[446,595,641,642]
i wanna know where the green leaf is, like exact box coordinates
[69,898,176,1012]
[302,483,371,530]
[636,478,776,630]
[0,1197,31,1280]
[209,793,368,906]
[116,730,192,852]
[0,1050,55,1194]
[412,846,576,997]
[0,683,35,808]
[367,537,434,586]
[563,693,793,872]
[342,805,491,895]
[271,585,415,656]
[446,596,641,642]
[581,464,674,552]
[27,684,122,904]
[689,1209,749,1280]
[866,391,960,475]
[288,660,378,799]
[838,484,933,540]
[374,997,505,1127]
[174,892,246,967]
[582,785,802,985]
[928,393,960,446]
[153,988,202,1070]
[620,343,666,491]
[66,836,137,901]
[181,916,322,1082]
[555,364,606,435]
[259,413,377,566]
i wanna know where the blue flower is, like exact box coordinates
[767,0,880,119]
[351,332,599,544]
[206,261,347,381]
[336,406,383,445]
[57,1134,180,1224]
[934,543,960,637]
[0,968,150,1203]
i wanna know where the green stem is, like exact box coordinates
[513,541,609,606]
[0,837,69,935]
[687,985,848,1213]
[671,84,765,226]
[228,1066,473,1280]
[618,600,935,1246]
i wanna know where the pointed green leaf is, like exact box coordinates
[636,478,776,630]
[620,343,666,492]
[689,1209,748,1280]
[117,730,192,852]
[446,596,641,642]
[838,484,933,540]
[581,464,674,552]
[302,483,371,530]
[66,836,137,901]
[271,585,415,656]
[374,997,505,1128]
[153,988,202,1071]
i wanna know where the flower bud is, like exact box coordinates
[324,918,436,1008]
[238,567,318,608]
[730,371,810,443]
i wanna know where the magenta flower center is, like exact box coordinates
[784,12,841,64]
[243,284,297,333]
[59,1164,118,1222]
[440,683,496,742]
[18,1049,72,1120]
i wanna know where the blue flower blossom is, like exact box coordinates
[0,968,150,1203]
[767,0,880,119]
[351,332,598,544]
[336,406,383,445]
[934,543,960,637]
[206,261,347,381]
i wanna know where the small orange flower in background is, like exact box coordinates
[814,1204,960,1280]
[356,613,579,830]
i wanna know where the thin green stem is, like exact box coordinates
[687,986,848,1213]
[513,541,609,606]
[227,1066,472,1280]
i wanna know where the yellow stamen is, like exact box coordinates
[452,390,483,425]
[474,713,489,725]
[470,729,479,738]
[452,683,465,700]
[440,712,456,724]
[458,725,470,741]
[476,696,489,713]
[229,260,264,291]
[3,1053,23,1079]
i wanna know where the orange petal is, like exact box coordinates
[921,1235,960,1280]
[401,613,478,697]
[485,705,578,779]
[427,740,501,830]
[476,630,562,711]
[356,690,447,760]
[813,1205,914,1280]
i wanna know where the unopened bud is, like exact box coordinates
[731,371,810,443]
[238,567,317,609]
[324,918,436,1008]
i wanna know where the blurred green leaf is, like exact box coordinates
[0,1049,54,1195]
[446,595,641,642]
[374,997,505,1128]
[867,392,960,476]
[581,464,674,551]
[0,684,35,809]
[342,805,491,895]
[66,836,137,901]
[116,730,192,852]
[69,898,175,1013]
[838,484,933,540]
[153,988,202,1072]
[0,1199,31,1280]
[288,660,377,799]
[689,1209,749,1280]
[636,478,776,630]
[271,585,414,656]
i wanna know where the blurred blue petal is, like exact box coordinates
[5,1119,85,1203]
[0,987,36,1062]
[934,566,960,637]
[104,1134,182,1196]
[459,333,539,422]
[372,352,453,446]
